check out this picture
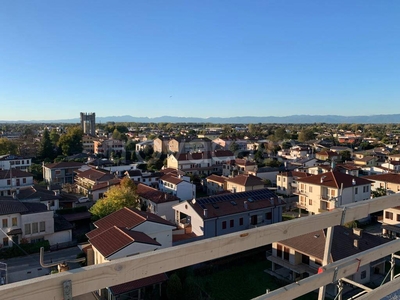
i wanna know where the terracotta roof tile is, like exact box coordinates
[136,183,179,203]
[226,174,264,186]
[363,173,400,184]
[0,169,33,179]
[44,161,84,169]
[297,171,372,188]
[90,226,160,258]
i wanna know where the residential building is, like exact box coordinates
[276,170,312,196]
[135,140,153,152]
[158,173,196,201]
[166,150,235,176]
[0,169,34,196]
[93,139,125,158]
[43,161,85,186]
[82,134,97,153]
[0,154,32,171]
[222,158,257,177]
[225,174,265,193]
[173,189,285,239]
[86,207,174,300]
[205,174,227,195]
[380,160,400,173]
[0,198,71,247]
[153,137,169,154]
[74,168,115,197]
[353,156,378,167]
[363,173,400,194]
[268,226,388,296]
[295,171,372,215]
[381,206,400,238]
[136,183,179,223]
[315,151,340,162]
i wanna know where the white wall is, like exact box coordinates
[133,222,174,248]
[108,242,159,260]
[21,211,54,240]
[47,230,72,245]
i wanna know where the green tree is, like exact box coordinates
[339,150,352,162]
[274,127,287,141]
[371,187,387,198]
[89,177,140,220]
[298,129,315,142]
[58,126,83,156]
[166,273,183,300]
[229,142,239,153]
[50,129,60,145]
[0,138,17,155]
[39,129,55,160]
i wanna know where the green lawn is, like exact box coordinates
[193,249,319,300]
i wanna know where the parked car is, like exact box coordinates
[77,197,90,203]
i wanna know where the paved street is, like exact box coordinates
[1,247,82,283]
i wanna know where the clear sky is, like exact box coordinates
[0,1,399,121]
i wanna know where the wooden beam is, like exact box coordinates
[253,239,400,300]
[357,276,400,300]
[0,194,399,300]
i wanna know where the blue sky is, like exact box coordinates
[0,1,399,121]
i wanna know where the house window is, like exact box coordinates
[239,217,244,226]
[331,189,335,196]
[309,186,312,193]
[230,220,234,228]
[3,237,9,247]
[397,215,400,222]
[355,187,358,194]
[361,270,367,279]
[12,217,17,227]
[40,221,45,232]
[386,211,394,220]
[2,219,8,228]
[266,212,272,220]
[309,199,312,206]
[25,224,31,234]
[23,178,26,184]
[222,221,227,230]
[32,223,38,234]
[7,179,10,185]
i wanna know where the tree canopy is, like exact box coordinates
[89,177,140,220]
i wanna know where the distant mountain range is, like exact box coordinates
[1,114,400,124]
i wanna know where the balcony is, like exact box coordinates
[295,202,307,210]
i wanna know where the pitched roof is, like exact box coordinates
[125,169,142,177]
[296,171,372,188]
[15,185,62,201]
[278,226,389,262]
[226,174,265,186]
[44,161,84,169]
[206,174,227,184]
[363,173,400,184]
[0,169,33,179]
[90,226,160,258]
[159,174,183,185]
[91,178,121,191]
[75,168,114,182]
[235,158,257,166]
[0,198,29,215]
[186,189,285,219]
[88,207,175,239]
[136,183,179,204]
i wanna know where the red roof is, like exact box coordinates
[226,174,264,186]
[206,174,227,184]
[297,171,372,188]
[136,183,179,203]
[44,161,84,169]
[90,226,160,258]
[88,207,175,239]
[363,173,400,184]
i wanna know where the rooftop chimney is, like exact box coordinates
[353,228,363,237]
[353,239,359,249]
[352,179,356,185]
